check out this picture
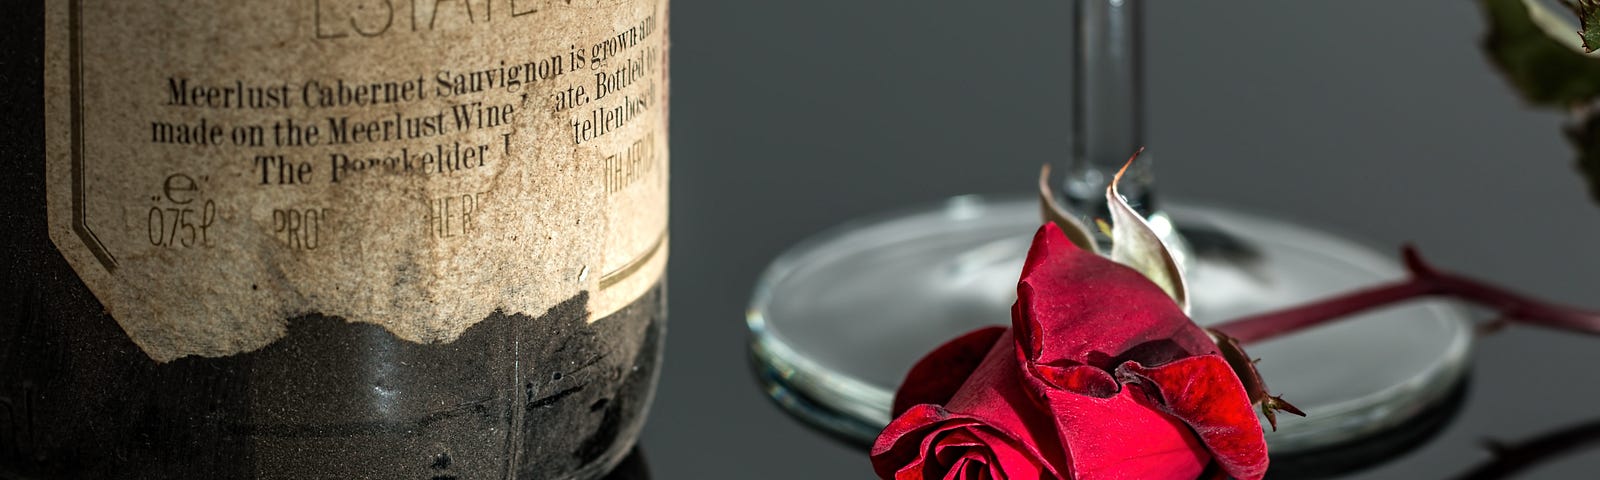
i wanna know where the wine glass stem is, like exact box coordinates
[1066,0,1156,221]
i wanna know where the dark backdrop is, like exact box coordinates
[652,1,1600,479]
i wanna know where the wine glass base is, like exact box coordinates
[746,195,1472,456]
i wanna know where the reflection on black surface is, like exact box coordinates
[1267,379,1470,479]
[602,447,650,480]
[1449,416,1600,480]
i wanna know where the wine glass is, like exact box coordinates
[746,0,1472,456]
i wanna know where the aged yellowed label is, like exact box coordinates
[43,0,669,362]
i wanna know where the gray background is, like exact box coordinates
[646,1,1600,478]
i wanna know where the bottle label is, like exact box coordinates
[42,0,669,362]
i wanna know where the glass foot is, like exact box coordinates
[747,195,1472,454]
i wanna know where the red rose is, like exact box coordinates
[874,327,1065,479]
[872,224,1269,480]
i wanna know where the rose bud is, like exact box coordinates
[874,327,1066,479]
[873,224,1271,480]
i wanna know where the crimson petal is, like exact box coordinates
[1031,377,1211,479]
[873,405,1051,480]
[1014,224,1218,376]
[1117,355,1270,480]
[893,326,1008,416]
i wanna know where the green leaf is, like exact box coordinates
[1567,109,1600,203]
[1106,149,1189,312]
[1565,0,1600,52]
[1481,0,1600,106]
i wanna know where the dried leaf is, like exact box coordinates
[1208,329,1305,431]
[1482,0,1600,107]
[1037,164,1100,253]
[1106,149,1189,312]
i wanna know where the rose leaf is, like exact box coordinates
[1481,0,1600,107]
[1566,0,1600,52]
[1207,329,1305,431]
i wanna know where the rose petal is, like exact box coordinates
[894,326,1008,416]
[945,456,977,480]
[1004,224,1265,479]
[1028,362,1120,399]
[965,428,1039,480]
[1014,224,1217,375]
[875,331,1067,480]
[879,223,1273,480]
[874,405,959,479]
[1027,371,1211,480]
[1117,355,1270,480]
[933,430,984,466]
[943,331,1070,476]
[872,405,1050,480]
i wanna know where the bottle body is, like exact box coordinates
[0,284,665,479]
[2,0,669,478]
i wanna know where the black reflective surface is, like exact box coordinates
[653,1,1600,478]
[1268,380,1469,479]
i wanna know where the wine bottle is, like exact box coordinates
[0,1,669,478]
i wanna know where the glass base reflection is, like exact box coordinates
[747,195,1472,455]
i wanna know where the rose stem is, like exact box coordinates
[1209,245,1600,345]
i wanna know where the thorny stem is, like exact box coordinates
[1211,245,1600,345]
